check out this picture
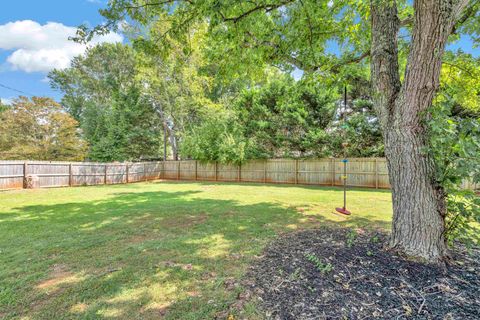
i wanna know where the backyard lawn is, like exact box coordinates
[0,181,392,319]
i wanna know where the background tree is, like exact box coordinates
[49,43,164,161]
[181,110,248,164]
[134,22,222,160]
[0,97,87,160]
[0,101,8,113]
[234,74,338,158]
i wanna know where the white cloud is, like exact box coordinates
[0,20,123,73]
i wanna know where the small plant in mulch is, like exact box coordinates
[304,253,333,274]
[240,227,480,320]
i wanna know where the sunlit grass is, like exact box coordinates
[0,181,392,319]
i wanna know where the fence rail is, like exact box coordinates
[0,158,477,191]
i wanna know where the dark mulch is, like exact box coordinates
[243,228,480,320]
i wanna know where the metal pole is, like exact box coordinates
[334,85,352,215]
[343,159,347,209]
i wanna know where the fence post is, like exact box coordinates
[295,159,298,184]
[375,158,378,189]
[331,158,335,186]
[23,161,28,189]
[161,161,165,180]
[195,160,198,181]
[69,163,73,187]
[144,162,148,181]
[126,163,129,183]
[238,163,241,182]
[177,161,180,180]
[104,164,107,184]
[263,160,267,183]
[215,161,218,181]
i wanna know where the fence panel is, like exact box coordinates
[145,161,163,180]
[343,158,377,188]
[106,164,127,184]
[0,161,24,189]
[298,159,332,185]
[179,160,196,180]
[217,163,240,182]
[72,163,105,186]
[27,162,70,187]
[127,163,145,182]
[196,162,216,181]
[266,159,296,184]
[376,159,391,188]
[163,161,179,180]
[239,160,265,183]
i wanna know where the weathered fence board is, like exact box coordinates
[0,158,477,191]
[0,161,24,189]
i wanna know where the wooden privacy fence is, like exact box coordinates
[0,158,477,191]
[0,160,163,190]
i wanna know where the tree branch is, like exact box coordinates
[328,51,370,72]
[451,0,478,34]
[452,0,475,23]
[222,0,296,23]
[399,15,413,27]
[123,0,189,11]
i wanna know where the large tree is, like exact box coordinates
[369,0,476,261]
[85,0,479,261]
[49,43,164,161]
[135,22,222,160]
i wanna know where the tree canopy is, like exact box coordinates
[49,43,164,161]
[0,97,87,161]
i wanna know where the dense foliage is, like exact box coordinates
[181,111,248,164]
[429,99,480,246]
[49,44,164,161]
[0,97,87,160]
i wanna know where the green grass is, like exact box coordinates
[0,181,392,319]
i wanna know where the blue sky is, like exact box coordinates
[0,1,478,104]
[0,0,117,103]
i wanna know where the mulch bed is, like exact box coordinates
[243,227,480,319]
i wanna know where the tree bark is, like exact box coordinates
[370,0,472,262]
[384,123,448,260]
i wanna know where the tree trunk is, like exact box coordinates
[153,102,179,160]
[384,118,448,261]
[168,126,179,160]
[370,0,471,262]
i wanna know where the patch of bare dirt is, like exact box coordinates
[36,264,73,290]
[164,261,193,270]
[243,227,480,319]
[70,303,88,313]
[140,302,170,318]
[128,234,151,244]
[29,264,81,314]
[161,212,208,228]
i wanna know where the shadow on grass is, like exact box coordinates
[0,188,390,319]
